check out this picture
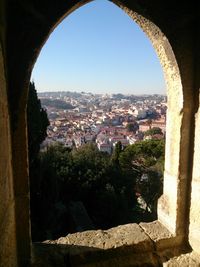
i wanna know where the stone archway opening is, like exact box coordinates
[28,0,182,243]
[3,1,197,266]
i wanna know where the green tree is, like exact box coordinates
[119,139,165,170]
[126,122,139,133]
[27,82,50,240]
[27,81,49,166]
[36,143,139,235]
[111,141,122,165]
[136,170,163,218]
[144,127,163,136]
[119,139,165,220]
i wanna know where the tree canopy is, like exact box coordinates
[27,82,49,166]
[144,127,163,136]
[29,139,165,241]
[126,122,139,133]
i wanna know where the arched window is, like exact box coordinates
[30,0,168,242]
[1,1,197,266]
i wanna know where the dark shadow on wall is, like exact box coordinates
[32,243,156,267]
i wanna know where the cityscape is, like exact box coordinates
[38,91,167,153]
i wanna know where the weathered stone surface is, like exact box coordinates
[121,3,193,242]
[189,101,200,253]
[140,221,173,241]
[163,251,200,267]
[32,224,160,267]
[45,224,153,251]
[32,223,200,267]
[139,220,176,251]
[0,201,17,267]
[0,39,18,267]
[32,241,159,267]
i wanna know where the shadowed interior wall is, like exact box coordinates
[0,7,18,265]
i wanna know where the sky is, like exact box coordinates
[31,0,166,95]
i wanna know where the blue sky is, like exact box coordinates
[31,0,166,95]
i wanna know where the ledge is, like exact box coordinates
[32,221,190,267]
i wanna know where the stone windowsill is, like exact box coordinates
[32,220,189,267]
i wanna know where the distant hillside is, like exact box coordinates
[40,98,75,110]
[38,91,82,98]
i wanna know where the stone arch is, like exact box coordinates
[30,0,185,235]
[3,0,197,265]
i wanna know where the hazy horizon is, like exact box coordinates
[37,89,166,96]
[32,0,166,95]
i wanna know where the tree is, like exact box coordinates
[136,170,163,218]
[27,81,49,166]
[144,127,163,136]
[119,139,165,170]
[126,122,139,133]
[119,139,165,221]
[111,141,122,165]
[27,82,50,241]
[31,142,140,238]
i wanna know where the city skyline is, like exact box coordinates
[38,90,166,96]
[31,0,166,95]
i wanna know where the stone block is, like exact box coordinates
[33,224,159,266]
[140,220,174,251]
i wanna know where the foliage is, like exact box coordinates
[135,170,163,216]
[126,122,139,132]
[27,82,51,240]
[144,127,163,136]
[119,139,165,170]
[119,139,164,218]
[111,141,122,165]
[31,142,141,240]
[27,82,49,166]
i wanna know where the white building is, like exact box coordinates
[97,143,112,154]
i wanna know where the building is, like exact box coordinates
[97,143,112,154]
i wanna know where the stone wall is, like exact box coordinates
[117,5,185,239]
[1,1,200,266]
[189,107,200,252]
[0,31,18,267]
